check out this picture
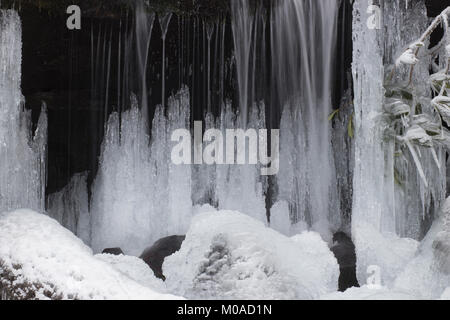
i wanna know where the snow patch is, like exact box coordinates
[163,211,339,300]
[0,209,180,300]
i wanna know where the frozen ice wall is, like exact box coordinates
[351,0,446,286]
[0,10,47,214]
[47,172,90,245]
[272,0,340,240]
[90,87,269,255]
[91,90,192,256]
[213,102,268,223]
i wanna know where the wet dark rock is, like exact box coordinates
[140,235,185,280]
[102,247,124,255]
[331,232,359,292]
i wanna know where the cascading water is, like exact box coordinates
[159,12,173,108]
[271,0,340,240]
[135,0,155,125]
[0,10,47,214]
[231,0,253,126]
[55,0,344,253]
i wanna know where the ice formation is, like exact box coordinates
[0,10,47,214]
[0,209,180,300]
[163,211,339,300]
[351,0,447,287]
[47,172,90,245]
[394,197,450,299]
[91,90,192,256]
[90,89,268,255]
[1,0,449,301]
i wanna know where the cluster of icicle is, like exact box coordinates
[87,89,268,255]
[0,10,47,214]
[51,0,350,252]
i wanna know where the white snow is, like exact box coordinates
[163,211,339,300]
[396,48,419,66]
[321,285,420,300]
[393,197,450,299]
[442,288,450,300]
[0,209,181,300]
[95,253,167,293]
[353,222,419,288]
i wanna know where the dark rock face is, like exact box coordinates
[331,232,359,292]
[140,235,185,280]
[102,247,124,255]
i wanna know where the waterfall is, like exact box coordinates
[271,0,340,240]
[135,0,155,127]
[159,12,173,108]
[0,10,47,214]
[231,0,254,126]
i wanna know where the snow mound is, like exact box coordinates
[163,211,339,300]
[95,254,167,293]
[353,222,419,287]
[441,288,450,300]
[321,285,420,300]
[394,198,450,299]
[0,209,180,300]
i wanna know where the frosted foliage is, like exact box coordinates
[352,0,447,286]
[385,0,445,240]
[0,10,47,214]
[273,0,340,238]
[163,211,339,300]
[0,209,179,300]
[91,89,192,256]
[47,173,90,245]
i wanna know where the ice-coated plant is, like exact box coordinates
[384,7,450,187]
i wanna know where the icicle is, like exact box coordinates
[0,10,47,213]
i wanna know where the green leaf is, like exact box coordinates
[400,90,413,101]
[328,108,340,121]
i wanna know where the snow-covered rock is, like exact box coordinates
[0,209,180,300]
[163,211,339,300]
[95,253,167,293]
